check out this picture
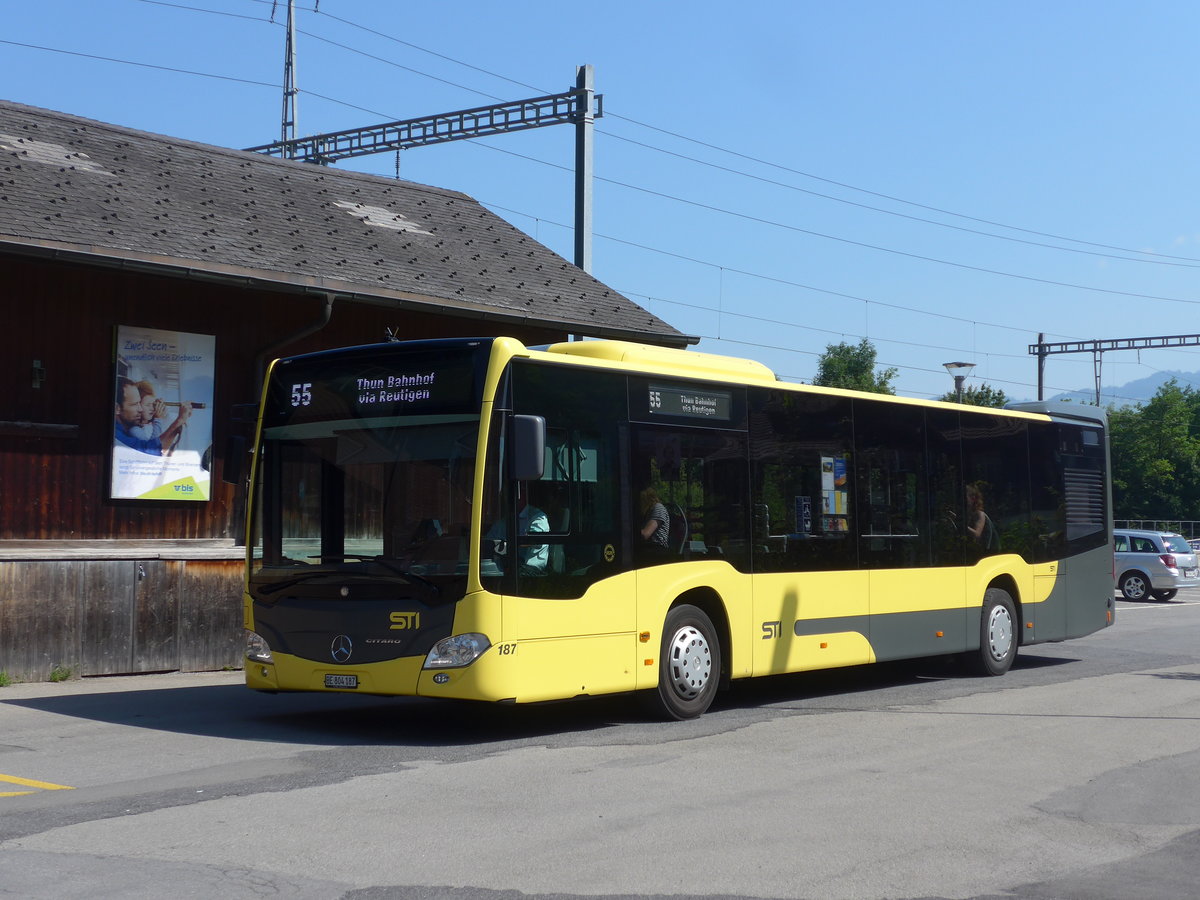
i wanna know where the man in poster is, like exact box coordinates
[111,325,215,501]
[114,376,191,455]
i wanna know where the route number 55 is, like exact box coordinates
[290,383,313,407]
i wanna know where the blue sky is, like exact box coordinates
[7,0,1200,401]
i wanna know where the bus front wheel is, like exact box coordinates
[649,605,721,720]
[968,588,1017,677]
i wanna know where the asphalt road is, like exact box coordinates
[1,590,1199,900]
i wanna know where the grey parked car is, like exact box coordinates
[1113,529,1200,601]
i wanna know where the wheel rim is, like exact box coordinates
[666,624,712,700]
[1123,576,1146,600]
[986,603,1014,662]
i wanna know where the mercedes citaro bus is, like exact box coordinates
[239,337,1114,718]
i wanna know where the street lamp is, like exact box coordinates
[943,361,975,403]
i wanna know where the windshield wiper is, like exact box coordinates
[256,570,340,595]
[307,554,441,595]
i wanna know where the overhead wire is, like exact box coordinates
[141,0,1200,269]
[602,112,1200,264]
[110,3,1200,300]
[470,140,1200,309]
[482,200,1034,338]
[20,2,1200,395]
[2,27,1100,349]
[482,201,1146,400]
[10,24,1200,319]
[594,129,1200,270]
[228,5,1200,320]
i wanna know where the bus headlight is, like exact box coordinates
[245,630,274,664]
[424,633,491,669]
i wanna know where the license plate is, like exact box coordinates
[1187,569,1199,578]
[324,674,358,689]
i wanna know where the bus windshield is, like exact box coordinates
[251,415,479,587]
[248,340,491,593]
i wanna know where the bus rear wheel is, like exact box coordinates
[968,588,1017,677]
[649,605,720,720]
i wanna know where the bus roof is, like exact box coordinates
[543,339,778,383]
[537,340,1078,424]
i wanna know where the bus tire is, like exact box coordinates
[969,587,1017,677]
[649,604,721,720]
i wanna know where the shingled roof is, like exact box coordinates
[0,100,692,347]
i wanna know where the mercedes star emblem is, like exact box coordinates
[330,634,353,663]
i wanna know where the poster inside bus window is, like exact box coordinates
[112,326,215,501]
[820,455,849,532]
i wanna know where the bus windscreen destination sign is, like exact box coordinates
[268,344,487,424]
[352,370,436,407]
[648,383,733,421]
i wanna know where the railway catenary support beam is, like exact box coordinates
[246,68,603,274]
[1029,332,1200,404]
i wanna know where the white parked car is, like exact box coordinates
[1113,529,1200,601]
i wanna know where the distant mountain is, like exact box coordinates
[1048,370,1200,407]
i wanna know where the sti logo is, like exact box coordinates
[389,611,420,630]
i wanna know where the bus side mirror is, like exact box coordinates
[231,403,260,424]
[222,435,247,485]
[509,414,545,481]
[223,403,259,485]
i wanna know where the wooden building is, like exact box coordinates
[0,100,691,681]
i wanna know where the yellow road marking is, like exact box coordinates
[0,773,74,795]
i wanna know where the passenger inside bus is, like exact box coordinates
[638,486,670,553]
[966,482,999,551]
[484,481,549,575]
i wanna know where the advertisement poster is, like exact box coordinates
[111,326,215,501]
[795,495,812,534]
[820,455,849,532]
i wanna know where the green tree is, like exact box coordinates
[812,339,897,395]
[936,383,1009,407]
[1109,379,1200,520]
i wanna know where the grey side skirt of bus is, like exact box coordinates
[793,610,968,664]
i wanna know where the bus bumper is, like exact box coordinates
[244,652,424,696]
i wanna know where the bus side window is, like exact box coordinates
[853,398,929,569]
[631,426,748,570]
[963,413,1031,562]
[749,389,855,573]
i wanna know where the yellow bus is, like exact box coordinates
[241,336,1114,718]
